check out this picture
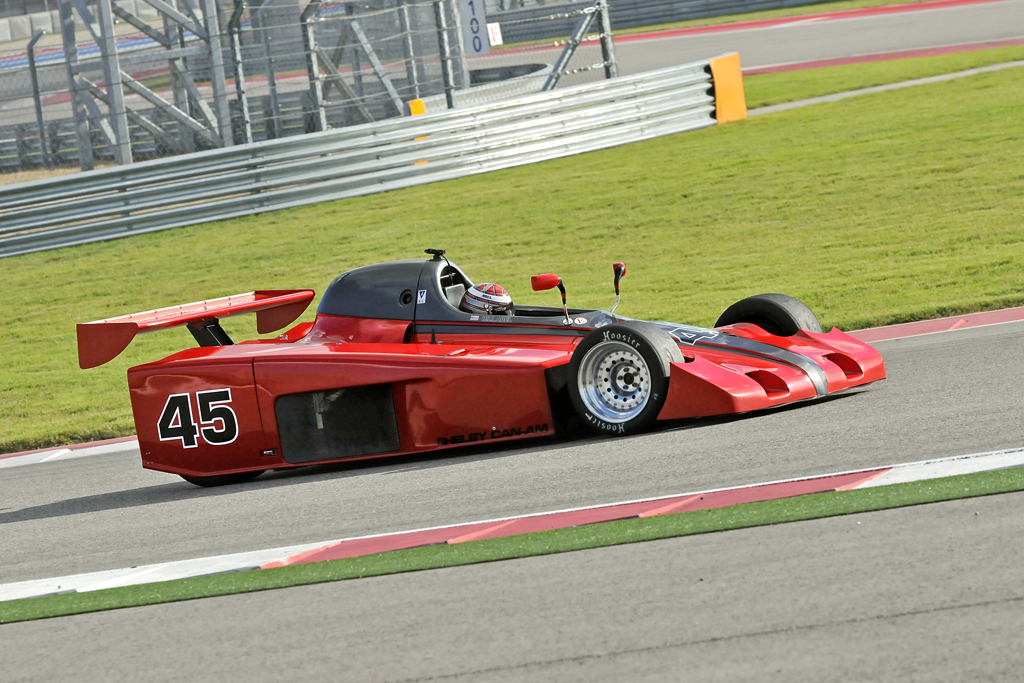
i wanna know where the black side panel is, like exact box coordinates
[276,384,401,464]
[545,363,584,436]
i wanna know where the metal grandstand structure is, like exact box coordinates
[0,0,618,172]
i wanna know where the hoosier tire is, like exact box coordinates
[180,470,265,487]
[568,322,683,436]
[714,293,822,336]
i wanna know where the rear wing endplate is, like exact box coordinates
[77,289,315,369]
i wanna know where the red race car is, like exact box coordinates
[78,250,885,486]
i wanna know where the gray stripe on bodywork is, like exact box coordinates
[650,322,830,397]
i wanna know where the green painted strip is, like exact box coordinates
[3,466,1022,625]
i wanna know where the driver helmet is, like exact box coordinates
[460,283,514,316]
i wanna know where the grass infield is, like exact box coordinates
[1,50,1022,452]
[2,467,1023,624]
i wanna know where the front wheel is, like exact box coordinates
[181,470,265,487]
[568,322,682,435]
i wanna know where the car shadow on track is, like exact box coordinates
[1,391,867,525]
[0,435,598,525]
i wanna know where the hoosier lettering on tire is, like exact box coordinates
[568,322,683,435]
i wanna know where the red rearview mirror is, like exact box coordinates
[531,274,561,291]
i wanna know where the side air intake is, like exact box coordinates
[276,384,400,464]
[824,352,865,380]
[745,370,790,399]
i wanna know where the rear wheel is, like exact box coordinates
[568,322,682,435]
[180,470,265,487]
[715,293,822,336]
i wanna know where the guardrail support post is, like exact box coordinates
[542,2,597,91]
[597,0,617,80]
[95,0,133,164]
[397,0,421,99]
[166,3,196,153]
[344,4,365,100]
[27,29,50,168]
[257,2,284,139]
[302,0,327,132]
[200,0,234,146]
[351,19,404,117]
[434,0,455,109]
[58,0,94,171]
[229,0,252,144]
[448,0,471,89]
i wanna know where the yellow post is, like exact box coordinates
[408,99,426,116]
[708,53,747,124]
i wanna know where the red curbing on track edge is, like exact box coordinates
[261,469,890,568]
[846,306,1024,343]
[0,435,137,461]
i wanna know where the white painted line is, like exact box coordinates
[0,439,139,469]
[0,540,330,603]
[78,566,171,593]
[758,16,826,30]
[858,447,1024,488]
[0,450,65,469]
[38,449,72,463]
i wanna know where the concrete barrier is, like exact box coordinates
[114,0,137,17]
[8,15,31,41]
[136,2,158,19]
[28,11,52,34]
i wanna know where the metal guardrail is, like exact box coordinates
[0,57,723,259]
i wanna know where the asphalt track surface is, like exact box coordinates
[4,490,1023,681]
[496,0,1024,78]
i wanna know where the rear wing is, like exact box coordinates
[77,289,315,369]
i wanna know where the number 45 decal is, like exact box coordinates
[158,389,239,448]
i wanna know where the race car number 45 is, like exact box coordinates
[158,389,239,448]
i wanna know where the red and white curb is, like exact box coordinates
[3,445,1023,604]
[847,306,1024,343]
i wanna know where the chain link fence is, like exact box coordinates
[0,0,622,176]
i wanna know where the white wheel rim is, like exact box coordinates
[577,341,652,423]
